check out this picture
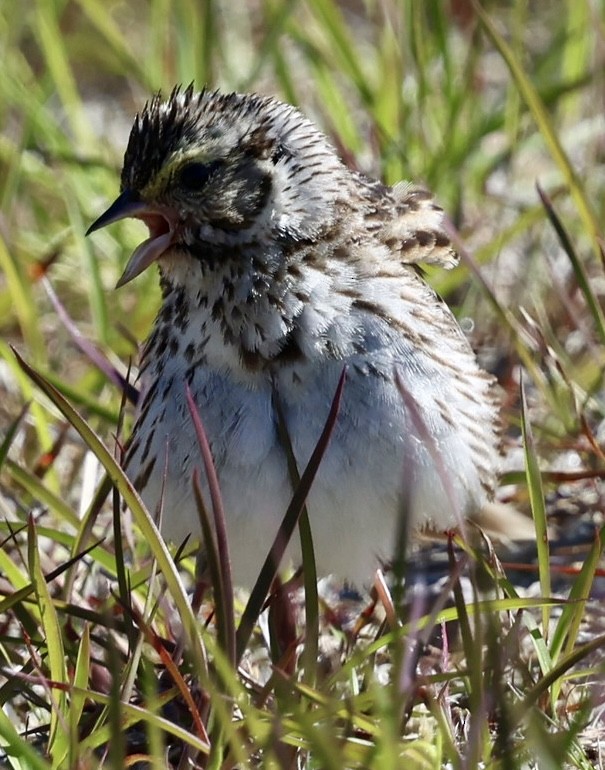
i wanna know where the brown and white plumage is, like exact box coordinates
[88,87,500,586]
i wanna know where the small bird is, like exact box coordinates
[88,86,500,586]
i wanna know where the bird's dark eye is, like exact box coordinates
[178,160,223,190]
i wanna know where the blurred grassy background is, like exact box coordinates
[1,0,605,767]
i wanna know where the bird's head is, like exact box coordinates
[87,86,345,287]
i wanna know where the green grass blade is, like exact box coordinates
[537,183,605,345]
[473,0,602,258]
[304,0,373,104]
[33,0,92,147]
[27,515,69,768]
[520,376,551,639]
[5,458,80,530]
[14,350,208,679]
[69,622,91,763]
[0,237,46,364]
[550,527,605,664]
[74,0,151,86]
[0,707,51,770]
[0,402,29,469]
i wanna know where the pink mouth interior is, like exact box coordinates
[115,211,175,287]
[139,213,171,239]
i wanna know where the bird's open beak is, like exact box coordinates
[86,189,175,288]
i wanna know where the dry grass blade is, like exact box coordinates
[44,277,139,405]
[185,385,235,667]
[236,367,346,663]
[272,380,319,686]
[191,470,230,661]
[124,600,211,749]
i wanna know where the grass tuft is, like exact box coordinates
[1,1,605,767]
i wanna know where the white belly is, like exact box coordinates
[126,343,493,587]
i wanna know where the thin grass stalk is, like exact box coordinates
[305,0,373,105]
[521,632,605,715]
[473,0,602,261]
[112,483,136,648]
[446,231,553,406]
[236,368,346,663]
[31,369,120,422]
[126,601,210,747]
[69,623,91,765]
[191,470,228,653]
[33,0,92,147]
[74,0,151,86]
[328,594,560,697]
[71,686,211,756]
[4,459,80,530]
[271,381,319,688]
[44,277,139,404]
[139,658,166,770]
[536,183,605,345]
[0,709,51,770]
[560,1,591,122]
[185,385,235,668]
[520,376,551,639]
[27,515,70,767]
[62,473,113,601]
[105,626,127,769]
[0,538,100,638]
[548,525,605,706]
[0,237,47,367]
[0,402,29,468]
[240,0,298,92]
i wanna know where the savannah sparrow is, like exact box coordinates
[88,86,500,586]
